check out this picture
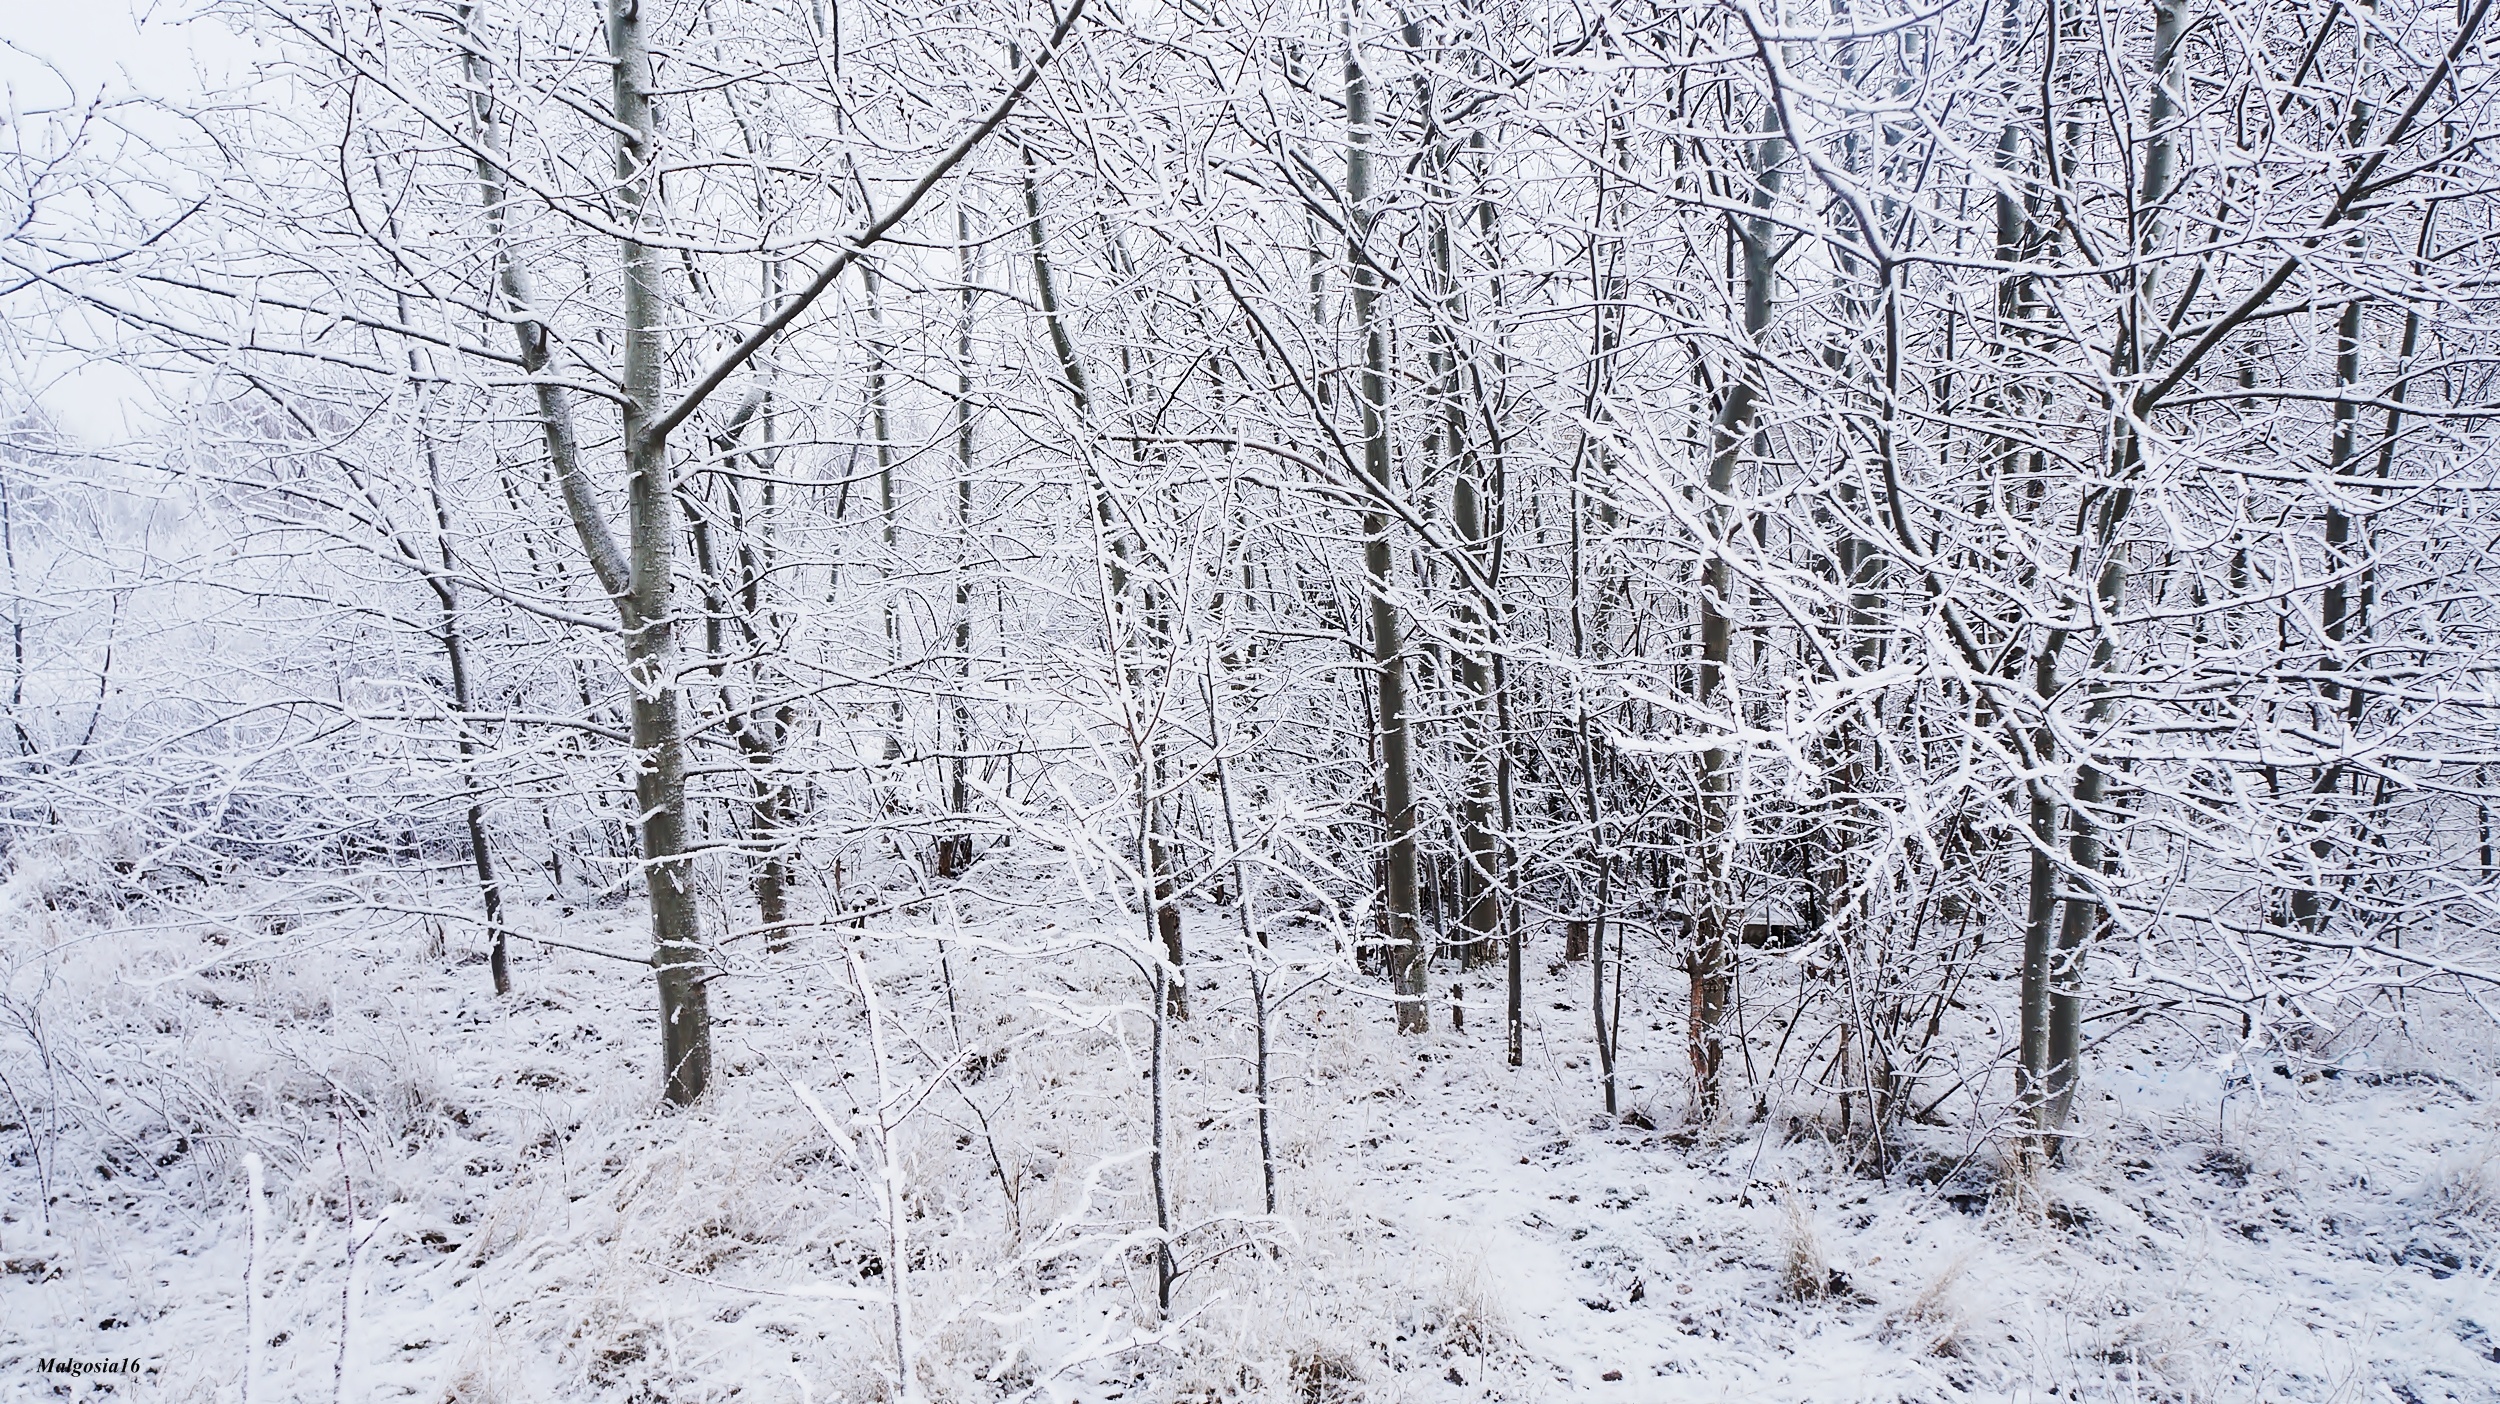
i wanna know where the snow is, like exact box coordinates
[4,873,2497,1401]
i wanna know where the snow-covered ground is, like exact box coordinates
[5,871,2497,1402]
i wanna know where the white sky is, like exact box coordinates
[3,2,253,441]
[2,1,233,109]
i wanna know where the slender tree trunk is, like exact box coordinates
[433,527,510,995]
[1,454,28,760]
[1344,31,1428,1034]
[686,437,795,950]
[610,0,709,1106]
[937,203,979,878]
[864,265,908,764]
[2035,0,2189,1153]
[2015,709,2063,1155]
[1573,79,1630,1113]
[1148,745,1189,1020]
[1689,112,1784,1113]
[2293,296,2367,938]
[460,0,705,1099]
[1146,885,1175,1314]
[1206,668,1278,1215]
[399,285,513,994]
[1499,648,1524,1067]
[1405,14,1502,977]
[1018,145,1186,1015]
[2001,5,2066,1168]
[1452,470,1502,974]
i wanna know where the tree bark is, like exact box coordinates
[1344,30,1428,1034]
[459,0,705,1100]
[1689,110,1784,1113]
[609,0,710,1106]
[937,203,980,878]
[2037,0,2189,1153]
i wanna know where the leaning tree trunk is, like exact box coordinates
[685,415,795,951]
[727,470,799,952]
[1018,148,1187,1015]
[430,500,511,997]
[398,298,513,997]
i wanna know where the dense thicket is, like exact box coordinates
[5,0,2498,1171]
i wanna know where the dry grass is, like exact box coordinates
[1778,1189,1836,1301]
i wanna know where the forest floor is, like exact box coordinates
[4,869,2499,1402]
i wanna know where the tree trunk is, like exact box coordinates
[438,574,509,995]
[685,438,794,951]
[1344,31,1428,1034]
[1018,145,1185,1015]
[1452,466,1502,974]
[404,297,512,996]
[612,0,707,1105]
[2034,0,2189,1154]
[1689,111,1784,1113]
[937,202,979,878]
[461,0,706,1102]
[864,265,907,765]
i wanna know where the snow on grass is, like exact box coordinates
[3,868,2496,1400]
